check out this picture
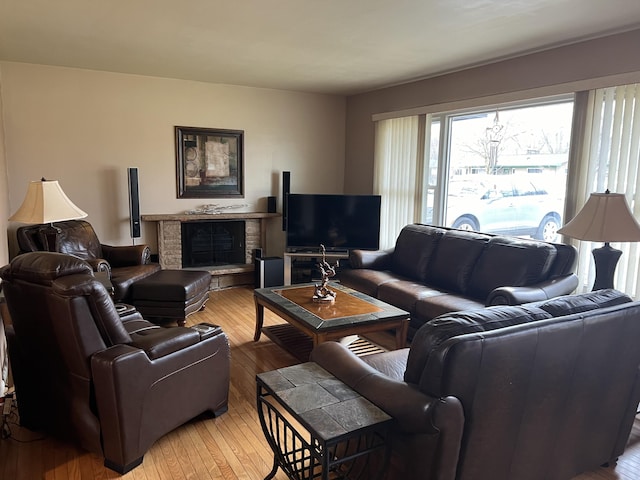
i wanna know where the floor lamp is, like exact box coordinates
[557,190,640,291]
[8,178,88,251]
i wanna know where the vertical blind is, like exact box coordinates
[573,84,640,297]
[374,115,420,249]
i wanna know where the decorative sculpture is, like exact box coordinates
[313,244,339,303]
[184,204,248,215]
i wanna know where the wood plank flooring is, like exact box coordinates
[0,286,639,479]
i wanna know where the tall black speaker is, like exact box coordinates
[128,167,141,239]
[282,171,290,231]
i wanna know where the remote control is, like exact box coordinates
[192,323,221,335]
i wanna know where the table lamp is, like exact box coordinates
[8,178,88,251]
[557,190,640,290]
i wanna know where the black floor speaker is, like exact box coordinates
[255,257,284,288]
[128,167,141,238]
[282,171,290,230]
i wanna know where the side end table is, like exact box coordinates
[256,362,392,480]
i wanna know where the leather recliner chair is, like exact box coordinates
[0,252,230,473]
[15,219,161,301]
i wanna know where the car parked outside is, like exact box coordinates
[427,175,564,242]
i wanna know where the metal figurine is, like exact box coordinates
[313,244,339,303]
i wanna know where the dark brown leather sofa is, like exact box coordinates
[311,289,640,480]
[15,219,161,301]
[341,223,579,338]
[0,252,230,473]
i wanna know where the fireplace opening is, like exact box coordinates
[181,221,245,268]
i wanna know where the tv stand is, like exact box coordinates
[286,247,348,254]
[283,251,349,286]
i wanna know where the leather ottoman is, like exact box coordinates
[129,270,211,326]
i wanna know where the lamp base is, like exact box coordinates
[591,243,622,291]
[41,223,62,252]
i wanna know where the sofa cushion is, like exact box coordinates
[378,281,443,316]
[339,268,401,297]
[54,221,103,260]
[413,293,485,331]
[530,288,632,316]
[466,236,557,300]
[546,242,578,278]
[392,225,445,282]
[404,305,553,385]
[361,348,409,381]
[425,230,491,294]
[110,264,164,302]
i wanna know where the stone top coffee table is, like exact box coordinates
[253,282,409,354]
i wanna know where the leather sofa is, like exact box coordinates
[311,289,640,480]
[341,223,579,338]
[15,219,161,302]
[0,252,230,473]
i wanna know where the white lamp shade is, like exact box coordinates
[557,192,640,242]
[8,180,88,224]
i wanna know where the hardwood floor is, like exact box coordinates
[0,286,639,479]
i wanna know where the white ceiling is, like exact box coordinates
[1,0,640,95]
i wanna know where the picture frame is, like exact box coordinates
[175,126,244,198]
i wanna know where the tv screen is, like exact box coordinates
[286,194,381,252]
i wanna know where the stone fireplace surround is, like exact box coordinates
[141,212,279,289]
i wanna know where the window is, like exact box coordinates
[374,96,575,248]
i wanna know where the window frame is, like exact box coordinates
[423,94,575,229]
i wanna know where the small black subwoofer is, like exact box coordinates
[267,196,277,213]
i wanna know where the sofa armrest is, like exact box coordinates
[486,273,579,306]
[129,326,203,360]
[85,258,111,275]
[350,248,394,270]
[310,342,463,435]
[91,331,230,471]
[311,342,464,480]
[101,244,152,267]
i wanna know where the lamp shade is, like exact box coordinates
[8,180,88,224]
[558,192,640,242]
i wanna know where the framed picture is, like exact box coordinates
[175,126,244,198]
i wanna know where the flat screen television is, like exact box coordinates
[286,194,381,252]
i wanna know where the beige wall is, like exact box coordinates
[0,68,7,396]
[0,67,8,266]
[0,62,346,258]
[344,28,640,194]
[5,28,640,258]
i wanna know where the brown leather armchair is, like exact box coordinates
[0,252,230,474]
[15,219,161,301]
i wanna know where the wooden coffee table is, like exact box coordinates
[253,283,409,352]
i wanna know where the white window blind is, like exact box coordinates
[374,116,420,249]
[574,84,640,297]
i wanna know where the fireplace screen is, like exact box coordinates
[181,221,245,268]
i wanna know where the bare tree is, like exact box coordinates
[459,112,512,174]
[457,110,569,174]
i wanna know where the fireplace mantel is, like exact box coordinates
[142,212,280,282]
[142,212,279,222]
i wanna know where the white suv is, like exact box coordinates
[430,175,564,242]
